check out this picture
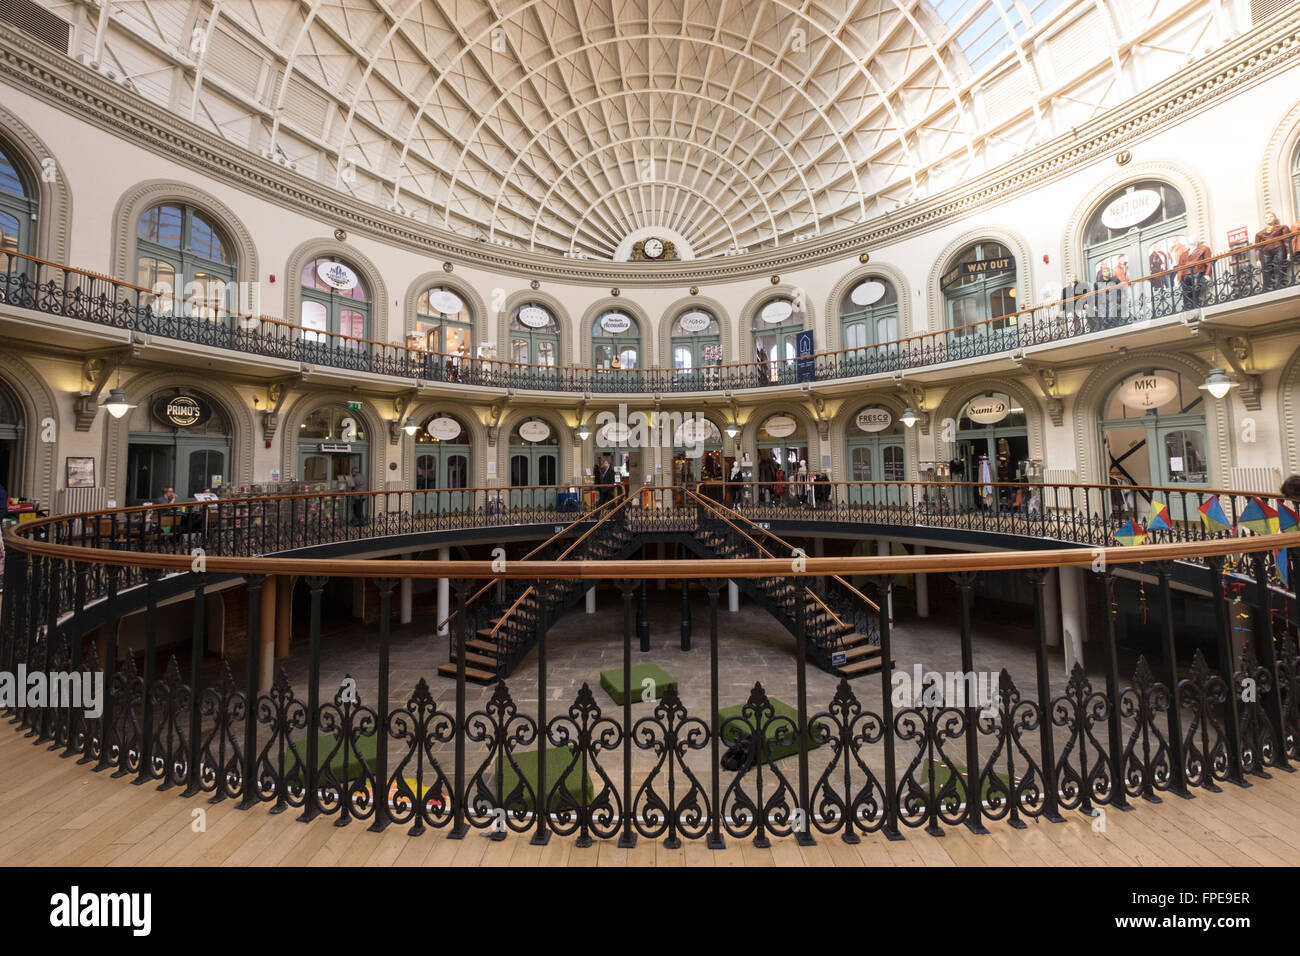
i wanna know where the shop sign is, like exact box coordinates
[316,261,359,291]
[763,415,797,438]
[1117,372,1178,410]
[941,256,1014,289]
[1100,189,1161,230]
[855,407,893,433]
[1227,226,1249,246]
[152,393,211,429]
[964,397,1010,425]
[760,300,794,324]
[424,417,463,441]
[850,281,887,306]
[517,306,552,328]
[599,312,633,334]
[517,420,551,442]
[678,311,712,333]
[598,422,632,444]
[426,289,463,315]
[319,443,353,452]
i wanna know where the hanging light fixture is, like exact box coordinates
[101,387,135,419]
[402,417,419,437]
[900,407,919,428]
[576,420,591,441]
[1198,368,1237,399]
[725,420,740,439]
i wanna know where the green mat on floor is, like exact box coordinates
[498,746,595,812]
[717,696,827,764]
[282,733,378,786]
[599,662,678,705]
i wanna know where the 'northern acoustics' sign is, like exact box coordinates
[152,393,211,429]
[941,256,1014,290]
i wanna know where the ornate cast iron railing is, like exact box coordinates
[2,483,1297,848]
[1,230,1296,394]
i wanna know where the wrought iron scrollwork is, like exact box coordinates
[1177,649,1229,790]
[1234,634,1276,774]
[109,652,144,777]
[149,655,191,789]
[316,674,378,823]
[978,669,1045,826]
[631,685,711,847]
[386,677,456,834]
[198,659,245,801]
[809,678,886,839]
[466,681,539,834]
[894,675,967,833]
[1120,656,1173,799]
[546,682,623,846]
[1051,662,1114,810]
[1277,636,1300,761]
[255,667,310,811]
[719,681,799,845]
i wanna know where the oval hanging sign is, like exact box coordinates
[599,312,633,334]
[763,415,797,438]
[517,420,551,442]
[1100,189,1162,230]
[316,261,359,291]
[1118,372,1178,410]
[854,407,893,433]
[850,281,887,307]
[598,421,632,445]
[424,416,463,441]
[761,300,794,324]
[964,396,1010,425]
[517,306,552,328]
[153,393,211,429]
[678,418,717,445]
[678,311,713,333]
[426,289,463,315]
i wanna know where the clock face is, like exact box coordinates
[643,237,664,259]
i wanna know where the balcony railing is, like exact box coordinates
[2,482,1297,847]
[1,232,1295,393]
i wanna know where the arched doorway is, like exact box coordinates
[134,202,235,318]
[508,417,560,508]
[0,140,37,259]
[298,404,369,490]
[846,404,905,506]
[840,278,900,373]
[755,412,809,504]
[413,286,473,381]
[510,303,561,386]
[300,257,370,370]
[0,378,24,497]
[126,388,232,504]
[951,392,1029,513]
[1098,369,1208,521]
[942,241,1018,350]
[1083,181,1189,323]
[670,308,722,389]
[413,411,472,512]
[752,297,804,385]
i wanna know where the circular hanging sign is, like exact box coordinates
[316,261,359,291]
[425,289,463,315]
[760,300,794,324]
[517,420,551,442]
[763,415,798,438]
[517,305,552,328]
[963,396,1010,425]
[678,311,713,333]
[598,421,632,445]
[1100,189,1162,230]
[153,393,211,429]
[854,407,893,433]
[599,312,633,334]
[1118,372,1178,410]
[424,416,463,441]
[850,281,887,307]
[678,418,718,445]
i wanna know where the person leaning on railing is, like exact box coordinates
[1256,212,1291,292]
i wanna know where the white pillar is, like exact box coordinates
[657,543,667,590]
[586,587,596,613]
[877,539,894,621]
[1058,565,1085,671]
[399,553,413,625]
[728,580,739,612]
[1043,567,1062,649]
[914,544,929,619]
[436,547,450,638]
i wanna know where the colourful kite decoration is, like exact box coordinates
[1239,497,1280,536]
[1115,519,1146,546]
[1198,497,1231,533]
[1279,502,1299,533]
[1147,499,1172,534]
[1276,550,1289,588]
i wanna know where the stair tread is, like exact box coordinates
[450,649,499,667]
[437,663,496,682]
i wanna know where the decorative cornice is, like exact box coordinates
[1,11,1298,286]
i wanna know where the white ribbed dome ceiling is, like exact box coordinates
[55,0,1234,259]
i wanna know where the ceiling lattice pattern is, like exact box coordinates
[46,0,1243,259]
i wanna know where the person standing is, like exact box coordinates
[350,466,368,525]
[1256,212,1290,291]
[754,343,768,387]
[1177,239,1212,308]
[596,455,615,504]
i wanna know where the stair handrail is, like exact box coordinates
[439,490,624,630]
[488,492,637,639]
[687,487,880,617]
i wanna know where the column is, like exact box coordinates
[1058,565,1086,671]
[727,580,739,612]
[1043,567,1062,649]
[399,553,413,625]
[437,547,451,638]
[586,587,596,613]
[259,575,277,693]
[275,574,293,658]
[914,545,929,619]
[657,543,667,590]
[351,578,364,619]
[877,539,894,621]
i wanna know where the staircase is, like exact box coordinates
[687,500,885,679]
[437,500,639,683]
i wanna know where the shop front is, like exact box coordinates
[126,389,231,504]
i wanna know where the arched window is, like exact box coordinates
[950,391,1030,514]
[0,377,25,497]
[670,309,721,371]
[752,297,804,384]
[840,278,899,358]
[592,309,640,370]
[846,405,905,506]
[1083,181,1189,320]
[1099,369,1208,500]
[300,257,369,345]
[413,286,473,360]
[136,203,235,319]
[413,411,472,511]
[1292,144,1300,220]
[125,388,232,504]
[942,242,1017,333]
[754,412,809,504]
[298,403,369,489]
[0,143,36,258]
[510,303,559,367]
[508,417,560,507]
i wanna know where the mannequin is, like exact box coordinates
[1060,273,1089,314]
[978,454,993,510]
[1148,247,1170,291]
[755,343,768,386]
[1256,211,1290,291]
[1094,264,1123,324]
[1177,238,1212,308]
[797,459,810,506]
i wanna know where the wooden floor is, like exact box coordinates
[4,723,1300,866]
